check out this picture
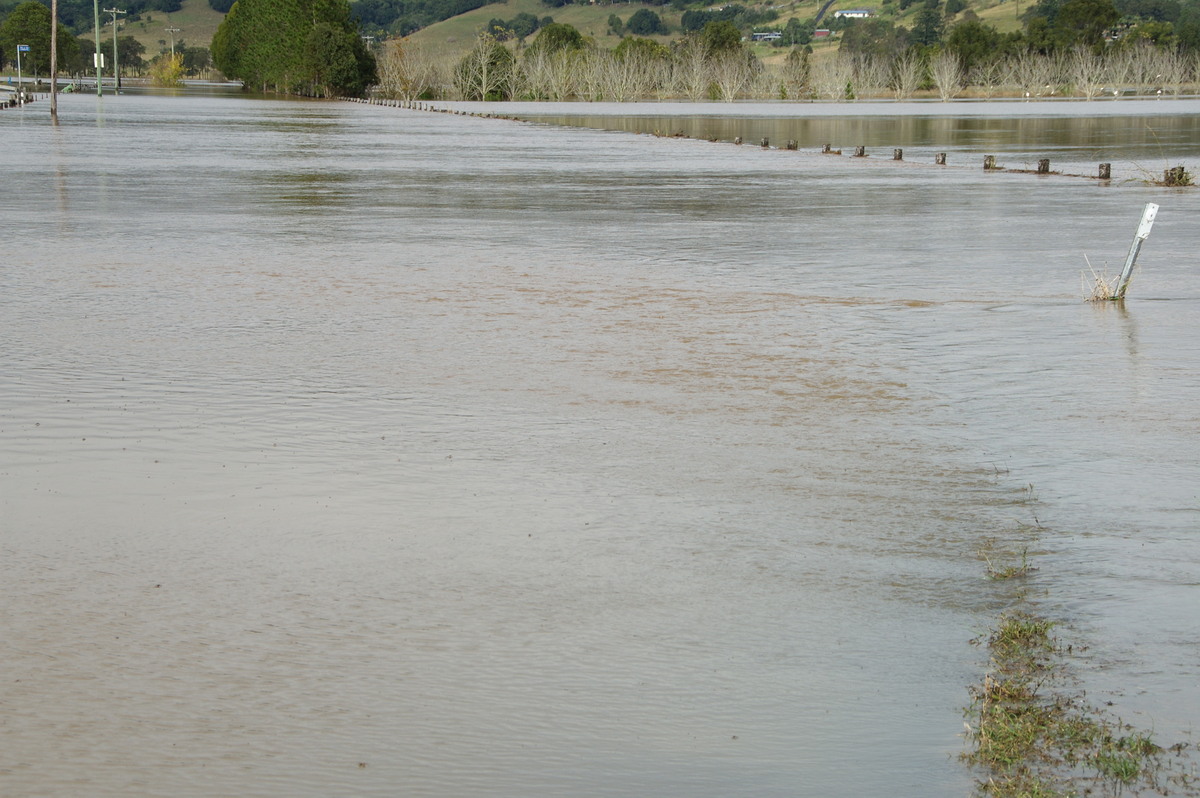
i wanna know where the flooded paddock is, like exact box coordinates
[2,95,1199,796]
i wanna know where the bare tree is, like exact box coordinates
[576,49,607,101]
[851,54,888,99]
[781,48,810,100]
[519,47,551,99]
[1157,48,1188,96]
[378,40,443,101]
[810,54,854,100]
[929,50,964,101]
[453,34,516,101]
[671,39,711,100]
[891,52,923,100]
[711,50,756,101]
[1065,45,1105,100]
[1007,51,1057,98]
[969,59,1006,98]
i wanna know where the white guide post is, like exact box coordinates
[1113,203,1159,300]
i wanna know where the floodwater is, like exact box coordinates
[2,94,1199,797]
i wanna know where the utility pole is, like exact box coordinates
[93,0,102,96]
[165,26,181,58]
[16,44,27,103]
[104,8,126,92]
[51,0,58,119]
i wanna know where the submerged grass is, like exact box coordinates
[964,599,1200,797]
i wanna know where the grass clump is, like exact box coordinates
[1082,255,1119,302]
[963,607,1198,797]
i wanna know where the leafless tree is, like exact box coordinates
[929,50,964,101]
[969,59,1006,98]
[851,54,889,98]
[711,50,756,101]
[378,40,443,101]
[1065,45,1105,99]
[1006,51,1057,98]
[891,52,923,100]
[1156,48,1188,96]
[453,34,515,101]
[671,39,712,100]
[810,54,854,100]
[781,48,810,100]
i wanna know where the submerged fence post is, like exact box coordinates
[935,153,947,165]
[984,155,998,170]
[1113,202,1159,300]
[893,148,903,161]
[1037,159,1050,174]
[854,145,866,157]
[1099,163,1111,180]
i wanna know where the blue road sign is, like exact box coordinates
[17,44,30,52]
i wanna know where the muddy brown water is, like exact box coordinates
[3,94,1199,796]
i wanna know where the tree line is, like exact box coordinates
[372,8,1200,103]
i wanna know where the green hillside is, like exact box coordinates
[117,0,225,56]
[404,0,835,59]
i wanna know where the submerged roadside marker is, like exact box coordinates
[1113,202,1159,300]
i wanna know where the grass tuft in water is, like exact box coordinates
[963,554,1198,797]
[1082,255,1119,302]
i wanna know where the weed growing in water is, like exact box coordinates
[1082,255,1119,302]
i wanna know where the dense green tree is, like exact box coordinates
[1116,0,1179,19]
[607,12,623,36]
[1177,3,1200,51]
[0,1,79,73]
[182,45,211,73]
[780,16,815,45]
[700,19,742,52]
[911,4,946,45]
[212,0,376,95]
[1054,0,1120,43]
[838,17,909,57]
[613,34,669,60]
[945,19,1001,71]
[303,22,375,96]
[116,35,145,71]
[626,8,667,35]
[524,21,584,55]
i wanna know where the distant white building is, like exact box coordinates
[750,31,783,41]
[833,8,873,17]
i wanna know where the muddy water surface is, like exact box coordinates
[2,95,1199,796]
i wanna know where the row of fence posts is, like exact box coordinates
[1,91,42,109]
[348,97,1190,184]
